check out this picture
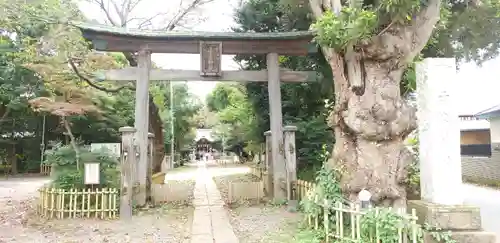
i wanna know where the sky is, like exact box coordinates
[78,0,500,114]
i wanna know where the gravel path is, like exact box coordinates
[209,164,302,242]
[228,205,301,243]
[463,183,500,241]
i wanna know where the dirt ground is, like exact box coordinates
[210,164,303,243]
[0,164,305,243]
[1,204,193,243]
[0,168,197,243]
[228,205,302,243]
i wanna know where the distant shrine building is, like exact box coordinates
[194,129,216,158]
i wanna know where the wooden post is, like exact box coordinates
[147,133,154,204]
[267,52,286,200]
[119,126,136,219]
[284,126,297,203]
[134,49,151,207]
[264,131,273,196]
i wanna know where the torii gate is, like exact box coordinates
[75,22,317,217]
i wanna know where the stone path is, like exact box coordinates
[190,161,239,243]
[463,183,500,241]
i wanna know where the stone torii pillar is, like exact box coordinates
[147,132,154,204]
[409,58,496,242]
[134,49,152,207]
[267,53,286,200]
[283,125,297,202]
[264,130,273,196]
[119,126,136,219]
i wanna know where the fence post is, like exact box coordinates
[284,126,298,210]
[264,130,273,197]
[119,126,136,219]
[147,133,154,204]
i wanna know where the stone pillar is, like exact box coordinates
[264,130,273,196]
[417,58,462,205]
[267,53,286,200]
[146,133,154,204]
[134,49,151,207]
[283,126,298,209]
[409,58,496,243]
[161,155,171,172]
[119,126,136,219]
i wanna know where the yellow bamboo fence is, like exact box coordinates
[306,197,420,243]
[38,187,119,219]
[295,179,316,201]
[267,175,421,242]
[40,164,52,176]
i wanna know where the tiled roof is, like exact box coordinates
[73,22,313,41]
[194,129,215,142]
[476,104,500,119]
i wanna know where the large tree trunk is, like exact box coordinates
[309,0,440,208]
[149,95,165,173]
[328,60,416,208]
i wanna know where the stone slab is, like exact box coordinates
[191,234,214,243]
[152,183,192,204]
[227,181,264,203]
[408,200,481,230]
[190,161,239,243]
[211,207,238,243]
[191,207,212,236]
[424,231,496,243]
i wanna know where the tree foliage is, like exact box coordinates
[233,0,334,172]
[206,83,258,154]
[0,0,202,174]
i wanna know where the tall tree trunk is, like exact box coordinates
[149,95,165,173]
[328,60,416,208]
[309,0,440,208]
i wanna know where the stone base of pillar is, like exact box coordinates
[408,200,496,243]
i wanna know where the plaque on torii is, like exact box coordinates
[200,41,222,77]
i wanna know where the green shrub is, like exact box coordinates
[44,142,119,190]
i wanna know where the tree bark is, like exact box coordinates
[308,0,441,207]
[62,116,80,170]
[328,59,416,208]
[148,95,165,173]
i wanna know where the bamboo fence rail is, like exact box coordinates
[251,167,420,242]
[40,164,51,176]
[295,179,316,201]
[37,187,119,219]
[307,197,420,243]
